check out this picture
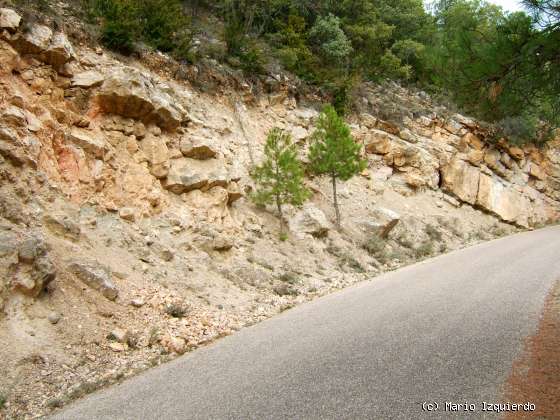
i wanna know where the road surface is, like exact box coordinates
[52,226,560,419]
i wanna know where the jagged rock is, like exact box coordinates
[501,152,514,169]
[443,194,460,207]
[484,149,507,176]
[96,67,186,130]
[0,8,21,33]
[508,146,524,160]
[399,128,418,143]
[528,163,546,181]
[163,158,229,194]
[476,174,530,227]
[44,212,81,240]
[376,120,400,135]
[67,260,119,301]
[444,119,464,135]
[364,129,393,154]
[65,128,106,158]
[108,328,129,343]
[44,32,76,69]
[180,136,218,159]
[14,256,56,297]
[18,236,48,264]
[0,127,33,166]
[369,207,400,238]
[462,132,485,150]
[291,126,309,142]
[289,205,330,238]
[227,182,243,204]
[72,70,104,88]
[0,39,18,75]
[12,23,52,54]
[360,114,377,129]
[1,105,26,127]
[442,157,480,205]
[160,334,186,354]
[140,134,169,178]
[118,207,136,221]
[466,149,484,166]
[405,171,427,188]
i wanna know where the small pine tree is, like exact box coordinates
[251,128,310,235]
[308,105,366,228]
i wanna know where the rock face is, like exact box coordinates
[72,70,104,88]
[140,134,169,178]
[289,205,330,238]
[65,128,106,158]
[442,157,480,204]
[476,174,530,228]
[43,32,76,69]
[367,207,400,238]
[67,260,119,301]
[163,158,229,194]
[96,67,186,130]
[12,23,52,54]
[180,136,218,159]
[0,8,21,32]
[13,235,56,297]
[364,130,393,155]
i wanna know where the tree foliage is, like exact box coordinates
[308,105,366,227]
[251,128,310,234]
[88,0,193,58]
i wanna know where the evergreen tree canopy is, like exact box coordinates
[251,128,310,234]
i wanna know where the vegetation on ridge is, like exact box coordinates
[51,0,560,144]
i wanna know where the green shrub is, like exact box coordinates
[89,0,192,55]
[0,393,6,410]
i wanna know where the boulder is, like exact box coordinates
[180,136,218,159]
[484,149,507,176]
[65,128,106,158]
[67,260,119,300]
[528,163,546,181]
[466,149,484,166]
[72,70,104,88]
[462,132,485,151]
[14,256,56,297]
[376,120,400,135]
[476,174,530,227]
[399,128,418,143]
[0,8,21,33]
[364,129,393,155]
[0,127,30,166]
[227,181,243,204]
[12,23,52,54]
[508,146,524,160]
[441,157,480,205]
[289,205,330,238]
[368,207,400,238]
[163,158,229,194]
[140,134,169,178]
[96,67,186,130]
[44,32,76,69]
[0,105,26,127]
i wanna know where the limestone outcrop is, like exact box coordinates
[96,67,187,130]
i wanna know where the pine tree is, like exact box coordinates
[308,105,366,228]
[251,128,310,236]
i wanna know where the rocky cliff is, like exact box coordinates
[0,7,559,418]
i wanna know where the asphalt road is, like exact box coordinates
[52,226,560,420]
